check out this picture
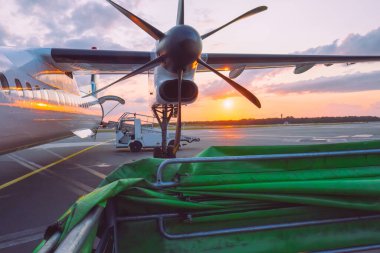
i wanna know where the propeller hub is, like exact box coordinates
[157,25,202,72]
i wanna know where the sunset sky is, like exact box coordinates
[1,0,380,121]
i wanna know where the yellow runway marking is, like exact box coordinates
[0,139,113,191]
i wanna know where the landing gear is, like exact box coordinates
[152,69,184,159]
[152,104,176,158]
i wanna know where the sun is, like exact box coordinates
[223,98,234,109]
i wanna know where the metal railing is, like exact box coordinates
[154,148,380,187]
[39,207,104,253]
[39,148,380,252]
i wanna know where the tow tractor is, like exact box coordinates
[115,112,200,156]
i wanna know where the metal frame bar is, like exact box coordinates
[157,214,380,240]
[314,244,380,253]
[38,148,380,252]
[54,207,104,253]
[116,213,380,240]
[39,207,105,253]
[110,201,119,253]
[154,148,380,187]
[37,233,60,253]
[95,227,112,253]
[117,213,178,222]
[41,210,380,252]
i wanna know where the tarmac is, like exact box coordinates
[1,122,380,252]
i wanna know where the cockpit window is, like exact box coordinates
[25,82,32,91]
[15,79,23,90]
[0,73,10,90]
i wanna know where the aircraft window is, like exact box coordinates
[15,79,23,90]
[0,73,10,90]
[25,82,32,91]
[23,82,34,99]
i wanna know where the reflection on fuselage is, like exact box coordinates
[0,76,103,155]
[0,89,101,115]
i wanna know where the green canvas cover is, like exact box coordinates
[35,141,380,252]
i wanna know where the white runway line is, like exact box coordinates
[352,134,374,138]
[0,226,45,249]
[44,149,107,179]
[94,163,111,168]
[7,153,92,195]
[7,154,40,171]
[31,142,112,149]
[0,139,113,192]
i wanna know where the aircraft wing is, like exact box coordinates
[32,48,152,74]
[199,53,380,76]
[28,48,380,76]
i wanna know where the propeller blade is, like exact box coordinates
[174,69,183,153]
[177,0,185,25]
[106,0,165,40]
[201,6,267,40]
[83,55,165,98]
[197,59,261,108]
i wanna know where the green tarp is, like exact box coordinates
[35,141,380,252]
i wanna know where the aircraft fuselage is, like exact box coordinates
[0,47,103,155]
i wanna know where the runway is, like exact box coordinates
[1,122,380,252]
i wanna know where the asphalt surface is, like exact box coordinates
[1,122,380,252]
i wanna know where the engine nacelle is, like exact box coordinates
[158,79,198,103]
[152,65,198,105]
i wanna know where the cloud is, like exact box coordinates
[200,79,233,99]
[68,2,122,35]
[266,71,380,94]
[250,27,380,94]
[2,0,150,49]
[0,23,24,46]
[336,28,380,55]
[130,97,148,104]
[199,27,380,100]
[297,27,380,55]
[63,36,125,50]
[0,25,8,45]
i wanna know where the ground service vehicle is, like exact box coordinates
[115,112,200,154]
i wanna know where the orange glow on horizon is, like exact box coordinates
[182,90,380,121]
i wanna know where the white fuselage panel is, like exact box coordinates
[0,47,103,155]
